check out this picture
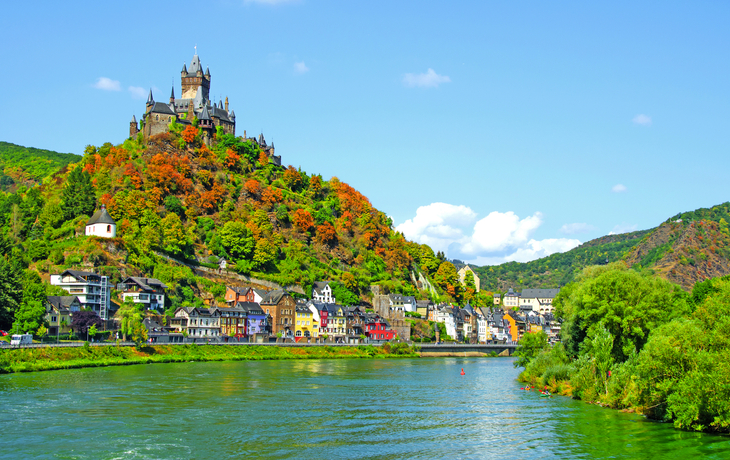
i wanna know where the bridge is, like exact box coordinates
[417,343,518,356]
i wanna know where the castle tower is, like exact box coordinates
[129,115,138,138]
[181,52,210,101]
[169,86,175,104]
[225,96,229,112]
[145,89,154,113]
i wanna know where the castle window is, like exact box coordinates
[155,115,159,121]
[107,225,111,233]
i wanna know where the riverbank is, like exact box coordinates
[0,343,420,374]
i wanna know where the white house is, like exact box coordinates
[435,306,457,341]
[119,277,168,311]
[312,281,336,304]
[50,270,112,320]
[85,205,116,238]
[388,294,417,313]
[503,288,520,308]
[519,289,560,314]
[476,310,488,343]
[172,307,221,338]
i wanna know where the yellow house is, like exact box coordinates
[295,305,317,340]
[45,296,81,336]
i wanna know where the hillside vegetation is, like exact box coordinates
[472,230,649,291]
[0,141,80,191]
[0,129,484,331]
[625,202,730,290]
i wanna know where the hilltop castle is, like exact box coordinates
[130,51,280,164]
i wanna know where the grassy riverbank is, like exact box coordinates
[0,343,419,374]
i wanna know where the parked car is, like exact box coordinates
[0,330,8,336]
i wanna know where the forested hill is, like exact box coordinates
[624,202,730,290]
[0,128,489,330]
[472,201,730,293]
[0,141,80,191]
[472,230,650,292]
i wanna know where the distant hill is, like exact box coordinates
[0,141,80,191]
[472,202,730,292]
[472,230,650,292]
[624,202,730,290]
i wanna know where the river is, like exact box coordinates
[0,357,727,459]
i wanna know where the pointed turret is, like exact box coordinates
[169,86,175,104]
[205,66,210,77]
[181,63,187,74]
[131,115,137,123]
[199,105,212,121]
[147,89,154,104]
[230,110,235,120]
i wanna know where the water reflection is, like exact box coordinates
[0,358,728,459]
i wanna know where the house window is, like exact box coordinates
[107,225,111,233]
[51,316,57,323]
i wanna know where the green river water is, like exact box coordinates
[0,357,728,459]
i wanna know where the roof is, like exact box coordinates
[46,296,79,312]
[521,289,560,299]
[199,105,212,121]
[261,289,289,305]
[228,286,251,295]
[122,277,168,291]
[188,54,202,74]
[86,206,116,226]
[235,302,265,315]
[149,102,176,115]
[59,269,102,281]
[312,281,331,295]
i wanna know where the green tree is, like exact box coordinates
[556,263,689,363]
[514,330,548,368]
[11,300,46,334]
[220,221,255,261]
[61,165,96,221]
[331,282,359,306]
[0,254,23,330]
[161,213,190,256]
[116,298,145,343]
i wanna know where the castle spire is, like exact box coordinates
[225,96,229,112]
[170,85,175,104]
[147,89,154,105]
[181,63,187,74]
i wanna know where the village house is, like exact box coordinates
[519,288,560,314]
[172,307,221,339]
[215,304,247,338]
[119,277,168,312]
[45,296,81,336]
[503,288,520,309]
[260,290,295,338]
[312,281,336,304]
[364,314,396,342]
[50,269,113,320]
[388,294,417,313]
[225,286,255,306]
[295,305,317,340]
[238,301,269,339]
[416,299,433,318]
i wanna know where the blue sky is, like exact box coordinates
[2,1,729,265]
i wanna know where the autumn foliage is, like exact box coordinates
[182,125,199,144]
[316,221,337,245]
[293,209,314,231]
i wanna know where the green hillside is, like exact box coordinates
[0,129,482,330]
[0,141,80,191]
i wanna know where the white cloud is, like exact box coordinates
[609,223,638,235]
[93,77,121,91]
[560,223,597,235]
[632,114,652,126]
[396,203,581,265]
[403,68,451,88]
[294,61,309,74]
[128,86,146,99]
[612,183,627,193]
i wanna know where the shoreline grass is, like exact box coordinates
[0,344,420,374]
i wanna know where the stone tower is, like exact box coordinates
[180,53,211,101]
[129,115,138,138]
